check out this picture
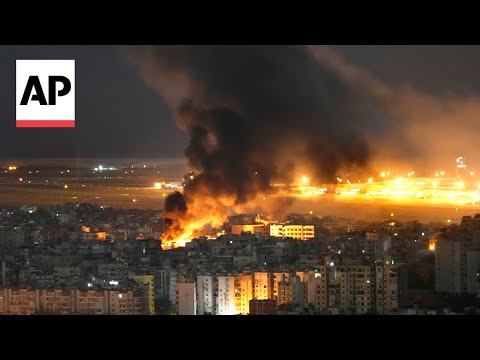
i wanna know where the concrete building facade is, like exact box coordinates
[196,275,216,315]
[176,282,196,315]
[129,275,155,315]
[0,288,146,315]
[253,272,273,300]
[270,225,315,240]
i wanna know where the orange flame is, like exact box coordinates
[160,190,289,250]
[161,193,232,249]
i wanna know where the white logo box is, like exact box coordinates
[16,60,75,128]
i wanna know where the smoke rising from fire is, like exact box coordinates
[162,191,188,241]
[131,46,392,196]
[130,45,480,245]
[312,46,480,171]
[130,45,399,245]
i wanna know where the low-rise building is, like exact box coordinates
[249,299,277,315]
[270,224,314,240]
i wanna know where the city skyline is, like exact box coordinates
[2,45,480,316]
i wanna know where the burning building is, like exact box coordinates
[270,224,315,240]
[131,45,396,248]
[130,45,480,248]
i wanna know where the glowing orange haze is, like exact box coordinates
[160,169,480,249]
[161,193,251,249]
[156,47,480,249]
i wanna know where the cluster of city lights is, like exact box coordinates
[290,160,480,207]
[93,165,116,172]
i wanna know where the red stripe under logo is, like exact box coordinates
[16,120,75,128]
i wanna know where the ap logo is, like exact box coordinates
[16,60,75,128]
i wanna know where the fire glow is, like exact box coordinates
[293,171,480,207]
[159,169,480,250]
[131,46,480,250]
[160,191,230,250]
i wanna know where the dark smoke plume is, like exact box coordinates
[162,191,188,241]
[164,190,188,215]
[131,45,392,205]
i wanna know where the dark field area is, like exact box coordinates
[0,158,479,224]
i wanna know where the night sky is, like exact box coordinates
[1,45,186,158]
[2,45,480,158]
